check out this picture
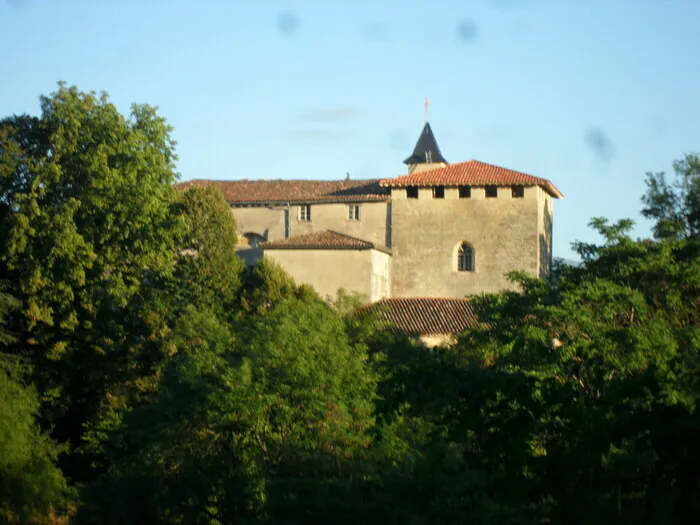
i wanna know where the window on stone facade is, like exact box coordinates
[458,243,475,272]
[459,185,471,198]
[348,204,360,220]
[433,185,445,199]
[298,204,311,221]
[406,186,419,199]
[512,185,525,198]
[485,185,498,198]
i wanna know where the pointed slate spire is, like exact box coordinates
[403,122,448,165]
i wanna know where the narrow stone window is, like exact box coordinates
[433,186,445,199]
[512,185,525,198]
[459,185,471,198]
[298,204,311,221]
[406,186,419,199]
[485,185,498,198]
[457,243,475,272]
[348,204,360,220]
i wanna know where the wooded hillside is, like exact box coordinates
[1,85,699,524]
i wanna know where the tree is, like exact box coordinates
[0,359,72,524]
[355,169,700,523]
[0,290,71,523]
[238,258,313,315]
[78,289,378,524]
[172,186,244,316]
[0,83,182,341]
[642,153,700,240]
[0,83,184,479]
[372,213,700,524]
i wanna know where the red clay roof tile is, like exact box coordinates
[361,297,478,335]
[380,160,563,198]
[174,179,390,204]
[261,230,391,254]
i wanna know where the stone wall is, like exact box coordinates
[289,202,390,247]
[537,187,554,278]
[230,201,390,246]
[232,206,287,242]
[231,184,555,298]
[390,185,541,297]
[370,249,391,301]
[263,248,390,303]
[419,334,457,348]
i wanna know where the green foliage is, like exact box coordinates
[173,186,244,315]
[642,153,700,240]
[0,83,182,341]
[78,287,378,524]
[0,286,20,346]
[368,225,700,523]
[0,83,185,481]
[239,258,314,315]
[0,358,72,523]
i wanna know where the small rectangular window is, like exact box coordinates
[298,204,311,221]
[458,186,471,199]
[485,185,498,198]
[348,204,360,220]
[406,186,419,199]
[511,185,525,198]
[433,186,445,199]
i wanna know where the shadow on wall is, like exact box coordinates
[237,232,266,266]
[237,247,263,266]
[539,205,553,278]
[385,202,392,248]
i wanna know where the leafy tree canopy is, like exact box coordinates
[642,152,700,240]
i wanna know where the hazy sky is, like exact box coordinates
[1,0,698,259]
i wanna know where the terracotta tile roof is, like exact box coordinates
[174,179,390,204]
[380,160,563,198]
[361,297,478,335]
[261,230,391,254]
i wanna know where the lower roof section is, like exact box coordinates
[360,297,478,336]
[262,230,392,255]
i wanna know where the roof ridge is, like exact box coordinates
[325,229,373,244]
[469,159,547,180]
[176,178,383,184]
[174,179,391,204]
[379,158,563,198]
[261,229,391,254]
[379,296,472,302]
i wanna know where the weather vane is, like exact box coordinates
[424,95,430,122]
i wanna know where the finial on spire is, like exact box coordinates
[424,95,430,122]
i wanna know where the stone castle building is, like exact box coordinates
[178,122,563,309]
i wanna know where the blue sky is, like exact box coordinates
[1,0,699,259]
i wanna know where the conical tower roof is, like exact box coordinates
[403,122,448,165]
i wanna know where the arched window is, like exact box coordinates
[457,243,474,272]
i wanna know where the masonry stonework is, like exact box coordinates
[175,121,562,313]
[264,248,390,302]
[233,206,286,241]
[288,202,390,247]
[390,185,541,297]
[231,202,390,246]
